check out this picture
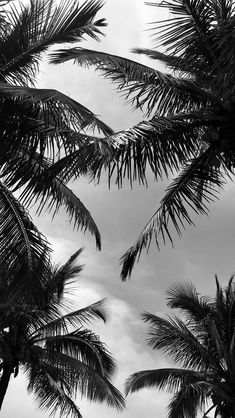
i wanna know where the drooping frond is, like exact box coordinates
[50,47,213,116]
[166,282,212,321]
[2,151,101,249]
[120,146,226,279]
[141,312,221,371]
[167,381,208,418]
[36,351,125,411]
[146,0,235,86]
[0,84,113,153]
[0,0,106,85]
[26,359,83,418]
[125,368,206,396]
[93,114,202,187]
[0,181,51,303]
[47,249,84,302]
[45,328,116,378]
[35,299,107,336]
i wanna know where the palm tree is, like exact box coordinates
[125,278,235,418]
[51,0,235,279]
[0,0,114,293]
[0,249,125,417]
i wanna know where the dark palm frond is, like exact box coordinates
[0,0,106,85]
[146,1,218,73]
[141,312,221,371]
[0,84,113,152]
[147,0,235,86]
[37,351,125,411]
[0,180,51,303]
[36,299,107,337]
[167,381,208,418]
[93,114,203,187]
[26,361,83,418]
[47,249,84,302]
[1,151,101,249]
[125,368,206,396]
[120,146,226,279]
[131,48,199,76]
[50,47,214,116]
[166,282,212,321]
[45,329,116,378]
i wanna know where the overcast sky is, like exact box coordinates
[2,1,235,418]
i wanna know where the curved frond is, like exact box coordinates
[125,368,205,396]
[167,381,208,418]
[120,146,226,279]
[48,249,84,302]
[37,351,125,411]
[35,299,107,336]
[0,84,113,149]
[0,181,51,303]
[166,282,212,321]
[45,329,116,378]
[26,360,83,418]
[50,47,212,116]
[141,312,221,371]
[0,0,106,85]
[2,150,101,249]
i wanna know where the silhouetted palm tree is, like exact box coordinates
[0,249,125,417]
[0,0,113,292]
[51,0,235,278]
[126,278,235,418]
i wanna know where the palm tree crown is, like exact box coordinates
[51,0,235,278]
[0,249,125,417]
[126,278,235,418]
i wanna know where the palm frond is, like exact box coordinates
[50,47,213,116]
[0,84,113,148]
[26,360,83,418]
[167,381,208,418]
[94,114,203,187]
[45,329,116,378]
[47,249,84,302]
[141,312,220,371]
[132,48,199,75]
[39,351,125,411]
[2,149,101,249]
[0,181,51,303]
[147,1,219,75]
[120,146,226,279]
[36,299,107,336]
[125,368,206,396]
[166,282,212,321]
[0,0,106,85]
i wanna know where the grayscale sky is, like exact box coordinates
[2,1,235,418]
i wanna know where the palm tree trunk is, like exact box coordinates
[0,364,12,410]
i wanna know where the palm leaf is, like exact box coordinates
[120,146,226,279]
[26,359,83,418]
[0,84,113,151]
[45,329,116,378]
[142,312,221,371]
[125,368,206,395]
[167,381,208,418]
[35,299,107,336]
[38,350,125,411]
[2,150,102,249]
[166,282,212,321]
[47,249,84,302]
[50,47,213,116]
[0,180,51,303]
[0,0,106,85]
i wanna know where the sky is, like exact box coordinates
[2,1,235,418]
